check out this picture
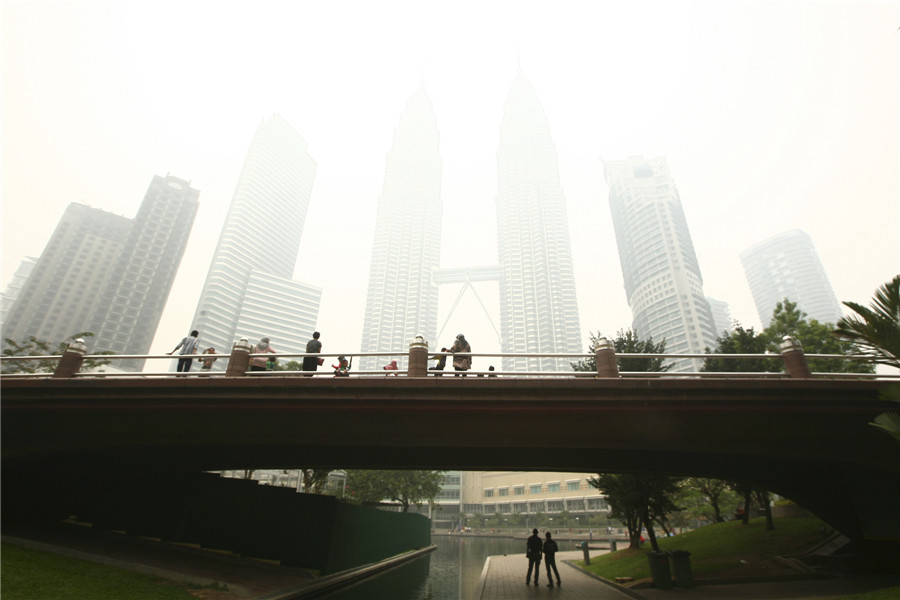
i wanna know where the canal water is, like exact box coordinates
[324,534,525,600]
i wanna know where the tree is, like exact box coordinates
[345,470,446,512]
[702,325,779,373]
[675,478,740,524]
[2,332,112,374]
[299,469,333,494]
[572,329,671,373]
[766,299,874,374]
[588,473,681,551]
[834,275,900,370]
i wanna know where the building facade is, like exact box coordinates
[4,175,197,367]
[359,86,443,371]
[90,175,199,370]
[740,229,843,327]
[191,114,321,361]
[496,72,582,372]
[605,156,717,371]
[1,256,37,328]
[706,297,734,340]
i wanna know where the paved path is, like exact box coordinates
[477,550,637,600]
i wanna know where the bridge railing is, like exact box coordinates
[1,334,897,380]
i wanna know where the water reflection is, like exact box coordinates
[324,535,524,600]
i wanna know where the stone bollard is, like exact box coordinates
[52,338,87,378]
[225,338,252,377]
[581,540,591,565]
[408,335,428,377]
[593,337,619,377]
[780,336,811,378]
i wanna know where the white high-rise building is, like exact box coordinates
[706,297,734,339]
[605,156,717,371]
[359,86,442,371]
[496,72,582,372]
[740,229,843,327]
[191,115,321,361]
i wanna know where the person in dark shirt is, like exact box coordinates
[302,331,322,376]
[525,528,542,586]
[543,531,561,587]
[429,347,448,376]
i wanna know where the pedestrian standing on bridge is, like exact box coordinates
[168,330,199,373]
[302,331,322,376]
[525,528,542,586]
[544,531,561,587]
[250,337,276,373]
[429,347,448,376]
[450,334,471,376]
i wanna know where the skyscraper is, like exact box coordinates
[3,174,197,368]
[496,72,582,372]
[359,86,442,371]
[89,175,199,370]
[1,256,37,327]
[740,229,843,326]
[605,156,717,371]
[191,114,321,361]
[706,297,734,339]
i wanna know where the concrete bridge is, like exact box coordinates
[2,338,899,567]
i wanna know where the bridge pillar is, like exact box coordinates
[226,338,252,377]
[52,338,87,378]
[593,338,619,378]
[780,336,811,378]
[408,336,428,377]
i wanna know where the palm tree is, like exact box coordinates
[834,275,900,369]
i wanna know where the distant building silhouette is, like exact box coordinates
[1,256,37,327]
[3,175,198,370]
[706,297,734,339]
[496,71,582,371]
[359,86,442,371]
[740,229,843,326]
[605,156,717,371]
[191,114,321,363]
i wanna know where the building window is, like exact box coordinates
[567,480,580,491]
[514,486,525,496]
[498,487,509,497]
[548,482,560,493]
[484,489,494,498]
[530,484,542,494]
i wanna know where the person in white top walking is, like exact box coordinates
[168,330,200,373]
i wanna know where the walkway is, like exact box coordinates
[476,550,900,600]
[476,550,636,600]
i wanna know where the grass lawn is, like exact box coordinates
[1,542,200,600]
[576,517,829,582]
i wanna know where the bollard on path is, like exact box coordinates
[408,335,428,377]
[52,338,87,378]
[225,338,252,377]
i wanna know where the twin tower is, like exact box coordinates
[358,73,582,372]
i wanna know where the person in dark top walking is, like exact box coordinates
[525,528,542,586]
[302,331,322,376]
[544,531,561,587]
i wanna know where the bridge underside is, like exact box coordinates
[3,376,899,558]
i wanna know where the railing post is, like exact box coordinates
[226,338,252,377]
[52,338,87,378]
[780,336,811,378]
[408,335,428,377]
[593,338,619,377]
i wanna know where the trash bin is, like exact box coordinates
[609,538,617,552]
[581,540,591,565]
[646,551,673,589]
[670,550,693,588]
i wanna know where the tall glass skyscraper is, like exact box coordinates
[605,156,717,371]
[191,115,321,360]
[359,86,442,371]
[496,72,582,372]
[740,229,843,326]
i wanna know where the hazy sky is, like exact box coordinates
[2,1,897,370]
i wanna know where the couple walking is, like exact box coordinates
[526,528,561,587]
